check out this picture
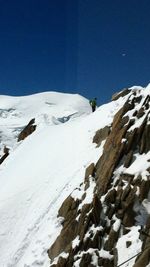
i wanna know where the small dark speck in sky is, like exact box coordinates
[0,0,150,105]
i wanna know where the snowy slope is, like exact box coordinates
[0,89,141,267]
[0,92,90,154]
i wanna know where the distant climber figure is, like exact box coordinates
[89,98,97,112]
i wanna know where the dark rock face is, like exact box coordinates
[48,89,150,267]
[111,88,131,101]
[95,100,134,194]
[93,126,110,147]
[18,118,36,142]
[0,146,9,164]
[84,163,95,182]
[48,196,79,260]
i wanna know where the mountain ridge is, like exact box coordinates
[48,85,150,267]
[0,87,150,267]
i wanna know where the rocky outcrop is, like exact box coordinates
[48,89,150,267]
[18,118,36,142]
[93,126,110,147]
[111,88,131,101]
[133,223,150,267]
[0,146,9,164]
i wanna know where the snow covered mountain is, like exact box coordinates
[1,87,150,267]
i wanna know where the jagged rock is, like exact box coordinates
[104,189,117,204]
[48,92,150,267]
[139,180,150,201]
[111,88,130,101]
[18,118,36,142]
[101,258,114,267]
[91,194,101,225]
[122,204,135,227]
[136,107,145,118]
[115,187,123,208]
[124,129,137,154]
[104,228,119,251]
[78,204,92,240]
[121,184,131,201]
[115,185,137,226]
[83,237,93,251]
[91,230,102,249]
[84,163,95,180]
[0,146,9,164]
[124,150,134,168]
[135,95,143,104]
[58,195,79,221]
[133,248,150,267]
[116,209,124,219]
[123,227,131,235]
[122,186,137,209]
[84,163,95,189]
[145,215,150,229]
[98,258,103,266]
[133,175,142,186]
[3,146,9,154]
[96,103,132,194]
[93,126,110,147]
[107,206,116,220]
[142,95,150,108]
[120,173,134,183]
[80,253,92,267]
[48,218,78,260]
[124,105,148,154]
[139,124,150,154]
[54,257,67,267]
[48,196,80,260]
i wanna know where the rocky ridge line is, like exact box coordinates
[48,88,150,267]
[0,118,37,165]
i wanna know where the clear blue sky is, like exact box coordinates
[0,0,150,104]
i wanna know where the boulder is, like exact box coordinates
[18,118,36,142]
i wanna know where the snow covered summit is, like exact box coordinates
[0,92,90,152]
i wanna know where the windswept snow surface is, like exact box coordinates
[0,91,132,267]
